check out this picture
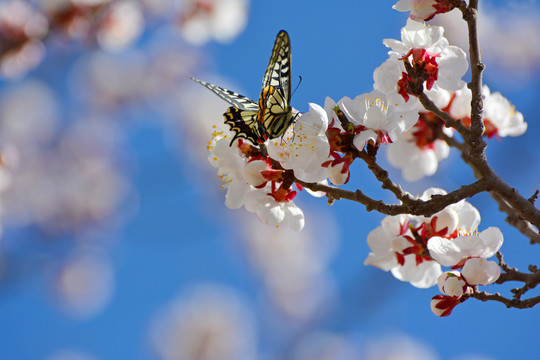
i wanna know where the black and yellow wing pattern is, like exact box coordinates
[189,78,264,144]
[191,30,293,146]
[259,30,293,139]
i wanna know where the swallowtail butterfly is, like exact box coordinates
[191,30,293,146]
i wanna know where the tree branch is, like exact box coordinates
[461,1,486,142]
[294,177,488,217]
[469,290,540,309]
[356,148,416,204]
[418,93,469,137]
[491,193,540,244]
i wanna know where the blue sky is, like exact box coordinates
[1,1,540,359]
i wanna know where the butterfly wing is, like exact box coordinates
[258,30,294,139]
[191,30,294,145]
[223,107,264,145]
[262,30,291,100]
[190,77,258,111]
[191,77,264,146]
[258,86,294,140]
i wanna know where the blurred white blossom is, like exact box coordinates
[179,0,249,45]
[54,249,114,319]
[0,1,48,77]
[241,216,337,321]
[151,285,257,360]
[96,0,144,51]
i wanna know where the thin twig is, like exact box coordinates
[356,150,416,204]
[469,291,540,309]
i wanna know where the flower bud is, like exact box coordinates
[462,258,501,286]
[437,271,467,297]
[431,294,461,317]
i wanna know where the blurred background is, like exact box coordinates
[0,0,539,359]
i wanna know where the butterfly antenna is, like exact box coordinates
[291,75,302,98]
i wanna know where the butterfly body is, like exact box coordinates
[191,30,293,146]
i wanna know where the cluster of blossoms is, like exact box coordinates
[0,0,145,77]
[387,82,527,181]
[0,0,250,77]
[208,92,418,232]
[375,18,527,181]
[208,17,526,227]
[364,188,503,316]
[205,1,527,315]
[208,127,306,232]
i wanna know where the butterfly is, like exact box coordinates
[191,30,293,146]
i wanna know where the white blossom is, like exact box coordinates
[364,215,407,271]
[365,188,484,289]
[338,90,418,148]
[244,190,305,232]
[327,161,349,186]
[393,0,441,21]
[461,257,501,285]
[267,103,330,183]
[386,87,453,181]
[484,91,527,137]
[387,127,450,181]
[208,130,251,209]
[418,188,482,233]
[364,212,442,288]
[374,19,468,110]
[428,227,504,267]
[243,160,268,187]
[391,256,442,288]
[449,85,527,138]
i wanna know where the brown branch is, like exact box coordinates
[469,290,540,309]
[528,190,539,204]
[491,193,540,244]
[488,177,540,229]
[418,93,470,137]
[495,251,513,273]
[494,252,540,302]
[413,3,540,230]
[294,177,488,217]
[461,2,486,142]
[438,129,468,154]
[355,149,416,204]
[471,251,540,309]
